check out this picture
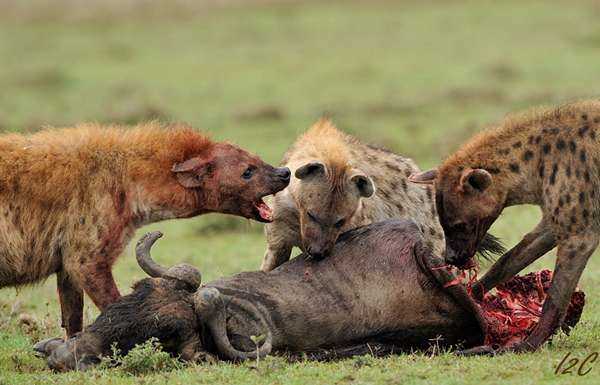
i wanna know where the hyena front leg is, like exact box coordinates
[261,243,293,272]
[512,233,598,352]
[415,242,487,344]
[57,270,84,337]
[261,220,296,272]
[79,263,121,311]
[66,252,121,311]
[473,218,556,299]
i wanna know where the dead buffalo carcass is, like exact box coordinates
[34,220,584,371]
[35,219,487,371]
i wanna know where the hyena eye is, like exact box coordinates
[241,167,255,180]
[307,211,319,223]
[334,218,345,228]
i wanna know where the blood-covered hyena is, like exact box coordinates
[0,122,290,336]
[261,119,494,331]
[411,100,600,353]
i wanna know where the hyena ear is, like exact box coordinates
[351,174,375,198]
[295,162,325,180]
[409,169,438,185]
[460,168,492,193]
[172,157,213,188]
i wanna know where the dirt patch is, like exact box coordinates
[362,102,422,117]
[484,63,520,82]
[445,87,508,105]
[104,103,170,125]
[12,68,70,90]
[234,105,286,122]
[0,0,312,22]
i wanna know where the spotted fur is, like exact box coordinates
[261,118,444,271]
[421,100,600,352]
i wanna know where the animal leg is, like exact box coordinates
[260,244,292,272]
[473,225,556,299]
[57,270,84,337]
[459,233,597,356]
[511,234,597,352]
[74,260,121,311]
[414,242,487,344]
[262,216,298,271]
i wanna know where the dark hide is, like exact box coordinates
[86,279,201,355]
[35,220,482,371]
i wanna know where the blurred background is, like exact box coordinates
[1,0,600,382]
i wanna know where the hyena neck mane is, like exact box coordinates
[286,118,354,192]
[286,118,351,164]
[441,101,600,207]
[120,123,215,224]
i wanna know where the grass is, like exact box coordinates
[1,0,600,383]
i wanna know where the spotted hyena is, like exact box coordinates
[261,118,446,271]
[0,122,290,336]
[411,100,600,353]
[260,119,494,332]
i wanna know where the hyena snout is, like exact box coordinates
[305,237,336,260]
[264,166,291,196]
[274,167,291,183]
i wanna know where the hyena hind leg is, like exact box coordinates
[518,233,598,351]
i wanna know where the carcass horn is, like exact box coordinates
[194,288,273,361]
[135,232,202,290]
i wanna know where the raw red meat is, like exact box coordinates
[475,269,585,347]
[436,264,585,347]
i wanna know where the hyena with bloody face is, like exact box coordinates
[0,122,290,336]
[411,100,600,353]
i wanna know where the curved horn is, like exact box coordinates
[194,288,272,361]
[136,232,168,278]
[135,232,202,290]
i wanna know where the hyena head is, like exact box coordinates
[411,167,505,268]
[293,161,374,260]
[172,142,291,222]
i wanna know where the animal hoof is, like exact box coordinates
[33,337,65,357]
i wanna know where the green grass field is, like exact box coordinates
[1,1,600,383]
